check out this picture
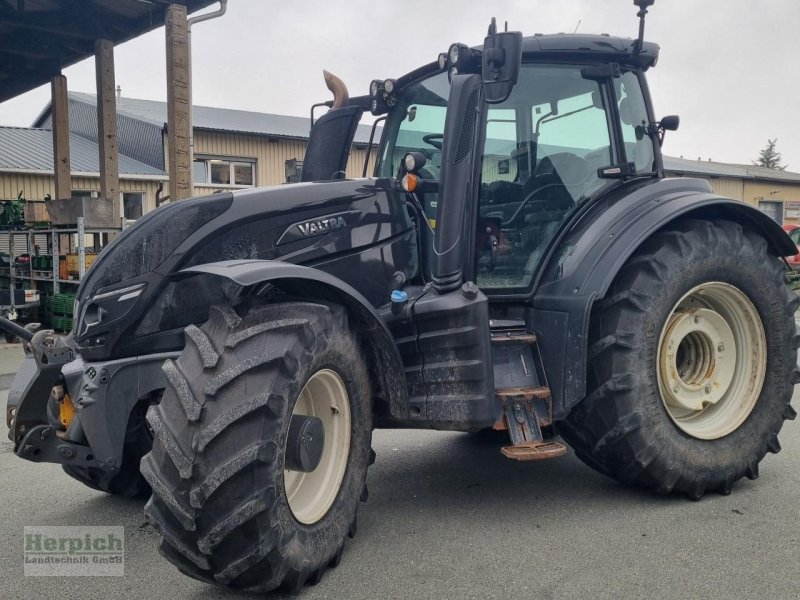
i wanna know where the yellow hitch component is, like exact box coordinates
[59,394,76,429]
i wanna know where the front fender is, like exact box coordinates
[533,177,795,419]
[181,259,408,421]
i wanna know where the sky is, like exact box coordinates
[0,0,798,170]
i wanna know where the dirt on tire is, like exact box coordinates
[141,301,373,593]
[559,219,800,499]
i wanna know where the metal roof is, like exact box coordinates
[0,126,166,177]
[663,156,800,184]
[0,0,218,103]
[54,92,378,145]
[36,95,166,170]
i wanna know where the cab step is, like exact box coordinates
[496,385,567,461]
[501,441,567,461]
[491,330,566,462]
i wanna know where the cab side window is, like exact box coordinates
[616,72,655,174]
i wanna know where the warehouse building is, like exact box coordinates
[0,92,378,215]
[662,156,800,225]
[1,92,799,225]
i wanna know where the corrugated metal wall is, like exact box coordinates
[0,231,49,257]
[743,181,799,206]
[0,173,163,213]
[192,130,377,196]
[708,177,745,202]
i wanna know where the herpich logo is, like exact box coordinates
[24,526,124,577]
[296,215,348,237]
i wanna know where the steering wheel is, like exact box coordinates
[500,153,588,226]
[501,177,567,227]
[422,134,444,150]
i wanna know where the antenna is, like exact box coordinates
[633,0,655,55]
[573,19,581,34]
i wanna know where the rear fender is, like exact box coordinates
[533,177,795,419]
[181,259,408,420]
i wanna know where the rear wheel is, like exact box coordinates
[141,301,372,593]
[560,219,799,499]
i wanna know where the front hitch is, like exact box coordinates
[6,325,98,467]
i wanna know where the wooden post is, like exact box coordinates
[95,38,120,224]
[51,74,71,201]
[166,3,191,201]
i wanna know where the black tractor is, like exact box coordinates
[6,2,798,593]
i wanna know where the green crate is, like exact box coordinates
[51,293,75,316]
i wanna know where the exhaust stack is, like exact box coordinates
[323,70,349,109]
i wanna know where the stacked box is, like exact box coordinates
[50,292,75,332]
[24,201,50,227]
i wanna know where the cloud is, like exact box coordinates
[0,0,797,169]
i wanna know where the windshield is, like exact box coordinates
[376,64,655,293]
[377,72,450,179]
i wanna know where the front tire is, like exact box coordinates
[560,219,799,499]
[141,301,372,593]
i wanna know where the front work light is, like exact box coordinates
[448,43,463,64]
[403,152,427,173]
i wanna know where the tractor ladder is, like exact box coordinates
[490,329,567,461]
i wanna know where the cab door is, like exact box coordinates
[473,64,653,296]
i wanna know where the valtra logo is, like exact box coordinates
[297,216,348,237]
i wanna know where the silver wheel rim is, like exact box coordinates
[284,369,351,525]
[656,282,767,440]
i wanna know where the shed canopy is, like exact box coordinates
[0,0,217,103]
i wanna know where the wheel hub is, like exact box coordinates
[656,282,767,440]
[284,369,351,525]
[660,308,736,412]
[285,415,325,473]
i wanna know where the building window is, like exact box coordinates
[71,190,100,198]
[122,192,144,220]
[193,157,256,187]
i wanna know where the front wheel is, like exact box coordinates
[560,219,799,499]
[141,301,373,593]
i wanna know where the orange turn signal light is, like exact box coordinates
[60,394,76,429]
[401,173,419,193]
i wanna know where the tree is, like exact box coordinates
[753,138,787,170]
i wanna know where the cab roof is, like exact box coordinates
[519,33,659,68]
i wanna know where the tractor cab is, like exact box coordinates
[373,25,676,293]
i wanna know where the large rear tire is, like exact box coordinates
[141,301,372,593]
[559,219,799,499]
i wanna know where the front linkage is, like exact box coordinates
[2,318,92,465]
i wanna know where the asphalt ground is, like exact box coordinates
[0,341,798,600]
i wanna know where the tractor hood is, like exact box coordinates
[74,179,414,361]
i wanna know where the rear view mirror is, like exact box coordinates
[654,114,679,146]
[482,18,523,104]
[660,115,680,131]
